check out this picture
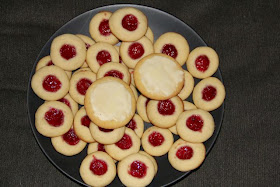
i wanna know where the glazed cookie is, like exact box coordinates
[31,66,69,101]
[86,42,119,73]
[186,46,219,79]
[168,139,206,172]
[57,93,78,115]
[35,101,73,137]
[87,142,106,154]
[118,153,155,187]
[50,34,86,71]
[51,128,87,156]
[134,54,184,100]
[85,77,136,129]
[139,151,158,175]
[126,114,144,138]
[69,71,96,105]
[109,7,148,41]
[130,84,138,101]
[177,109,215,143]
[136,95,150,123]
[154,32,190,66]
[105,128,141,161]
[177,71,194,100]
[129,69,135,86]
[120,36,154,69]
[76,34,95,50]
[145,27,154,43]
[80,151,116,187]
[193,77,225,111]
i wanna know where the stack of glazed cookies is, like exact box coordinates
[31,7,225,187]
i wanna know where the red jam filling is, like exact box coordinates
[129,160,147,178]
[115,134,132,150]
[119,55,123,63]
[122,14,138,31]
[85,43,90,50]
[161,44,178,59]
[148,131,165,147]
[98,19,111,36]
[186,115,204,132]
[76,78,92,95]
[46,60,54,66]
[128,42,145,59]
[62,128,80,145]
[176,146,193,160]
[42,75,62,92]
[90,157,108,176]
[202,86,217,101]
[96,50,111,66]
[98,143,106,152]
[104,70,124,79]
[60,44,76,60]
[126,119,137,130]
[44,108,64,127]
[157,99,175,115]
[145,98,150,107]
[195,55,210,72]
[58,98,71,108]
[98,127,113,133]
[81,115,91,128]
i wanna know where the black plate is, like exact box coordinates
[27,4,224,187]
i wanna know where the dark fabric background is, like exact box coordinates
[0,0,279,186]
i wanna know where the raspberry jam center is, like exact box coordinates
[44,108,64,127]
[98,127,113,132]
[195,55,210,72]
[176,146,194,160]
[129,160,147,178]
[128,42,145,59]
[148,131,165,147]
[126,119,137,130]
[115,134,132,150]
[157,99,175,115]
[81,115,91,128]
[60,44,76,60]
[202,86,217,101]
[42,75,62,92]
[186,115,204,131]
[161,44,178,59]
[58,98,71,108]
[99,19,111,36]
[90,157,108,176]
[62,128,80,145]
[76,78,92,95]
[96,50,111,66]
[104,70,124,79]
[46,60,54,66]
[122,14,138,31]
[98,143,106,152]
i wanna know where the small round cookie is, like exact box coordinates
[114,45,128,67]
[145,27,154,43]
[50,34,86,71]
[130,84,138,101]
[89,122,125,145]
[134,54,184,100]
[85,77,136,129]
[89,11,119,45]
[96,62,131,84]
[51,128,87,156]
[136,95,150,123]
[35,101,73,137]
[87,142,106,154]
[81,61,88,68]
[168,139,205,172]
[147,96,184,128]
[80,151,116,187]
[109,7,148,41]
[154,32,190,66]
[76,34,95,50]
[31,66,69,101]
[105,128,140,161]
[129,69,135,86]
[72,67,92,75]
[69,71,96,105]
[86,42,119,73]
[193,77,225,111]
[186,46,219,79]
[177,109,215,143]
[126,114,144,138]
[120,36,154,69]
[139,151,158,175]
[57,93,78,115]
[35,55,54,70]
[117,153,155,187]
[177,71,194,100]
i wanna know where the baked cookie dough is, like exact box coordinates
[177,71,194,100]
[130,84,138,101]
[76,34,95,50]
[87,142,106,154]
[145,27,154,43]
[57,93,78,115]
[125,114,144,138]
[136,95,150,123]
[129,69,135,86]
[35,55,54,70]
[139,151,158,175]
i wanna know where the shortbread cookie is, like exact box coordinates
[139,151,158,175]
[168,139,205,172]
[50,34,86,71]
[129,69,135,86]
[109,7,148,41]
[80,151,116,187]
[145,27,154,43]
[114,45,128,67]
[177,109,215,143]
[35,101,73,137]
[130,84,138,101]
[81,61,88,68]
[118,153,155,187]
[154,32,190,66]
[72,67,92,75]
[76,34,95,50]
[134,54,184,100]
[136,95,150,123]
[87,142,106,154]
[177,71,194,100]
[193,77,225,111]
[186,46,219,79]
[126,114,144,138]
[31,66,69,101]
[57,93,78,115]
[85,77,136,129]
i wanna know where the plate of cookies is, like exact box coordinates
[27,4,225,187]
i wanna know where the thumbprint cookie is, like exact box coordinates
[136,95,150,123]
[57,93,78,115]
[145,27,154,43]
[177,71,194,100]
[126,114,144,138]
[76,34,95,50]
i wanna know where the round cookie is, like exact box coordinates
[136,95,150,123]
[177,109,215,143]
[154,32,190,66]
[80,151,116,187]
[145,27,154,43]
[168,139,206,172]
[50,34,86,71]
[129,69,135,86]
[126,114,144,138]
[76,34,95,50]
[114,45,128,67]
[72,67,92,75]
[139,151,158,175]
[186,46,219,79]
[147,96,184,128]
[134,54,184,100]
[177,71,194,100]
[117,153,155,187]
[57,93,78,115]
[193,77,225,111]
[81,61,88,68]
[142,126,174,156]
[109,7,148,41]
[31,66,69,101]
[85,77,136,129]
[35,101,73,137]
[130,84,138,101]
[87,142,106,154]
